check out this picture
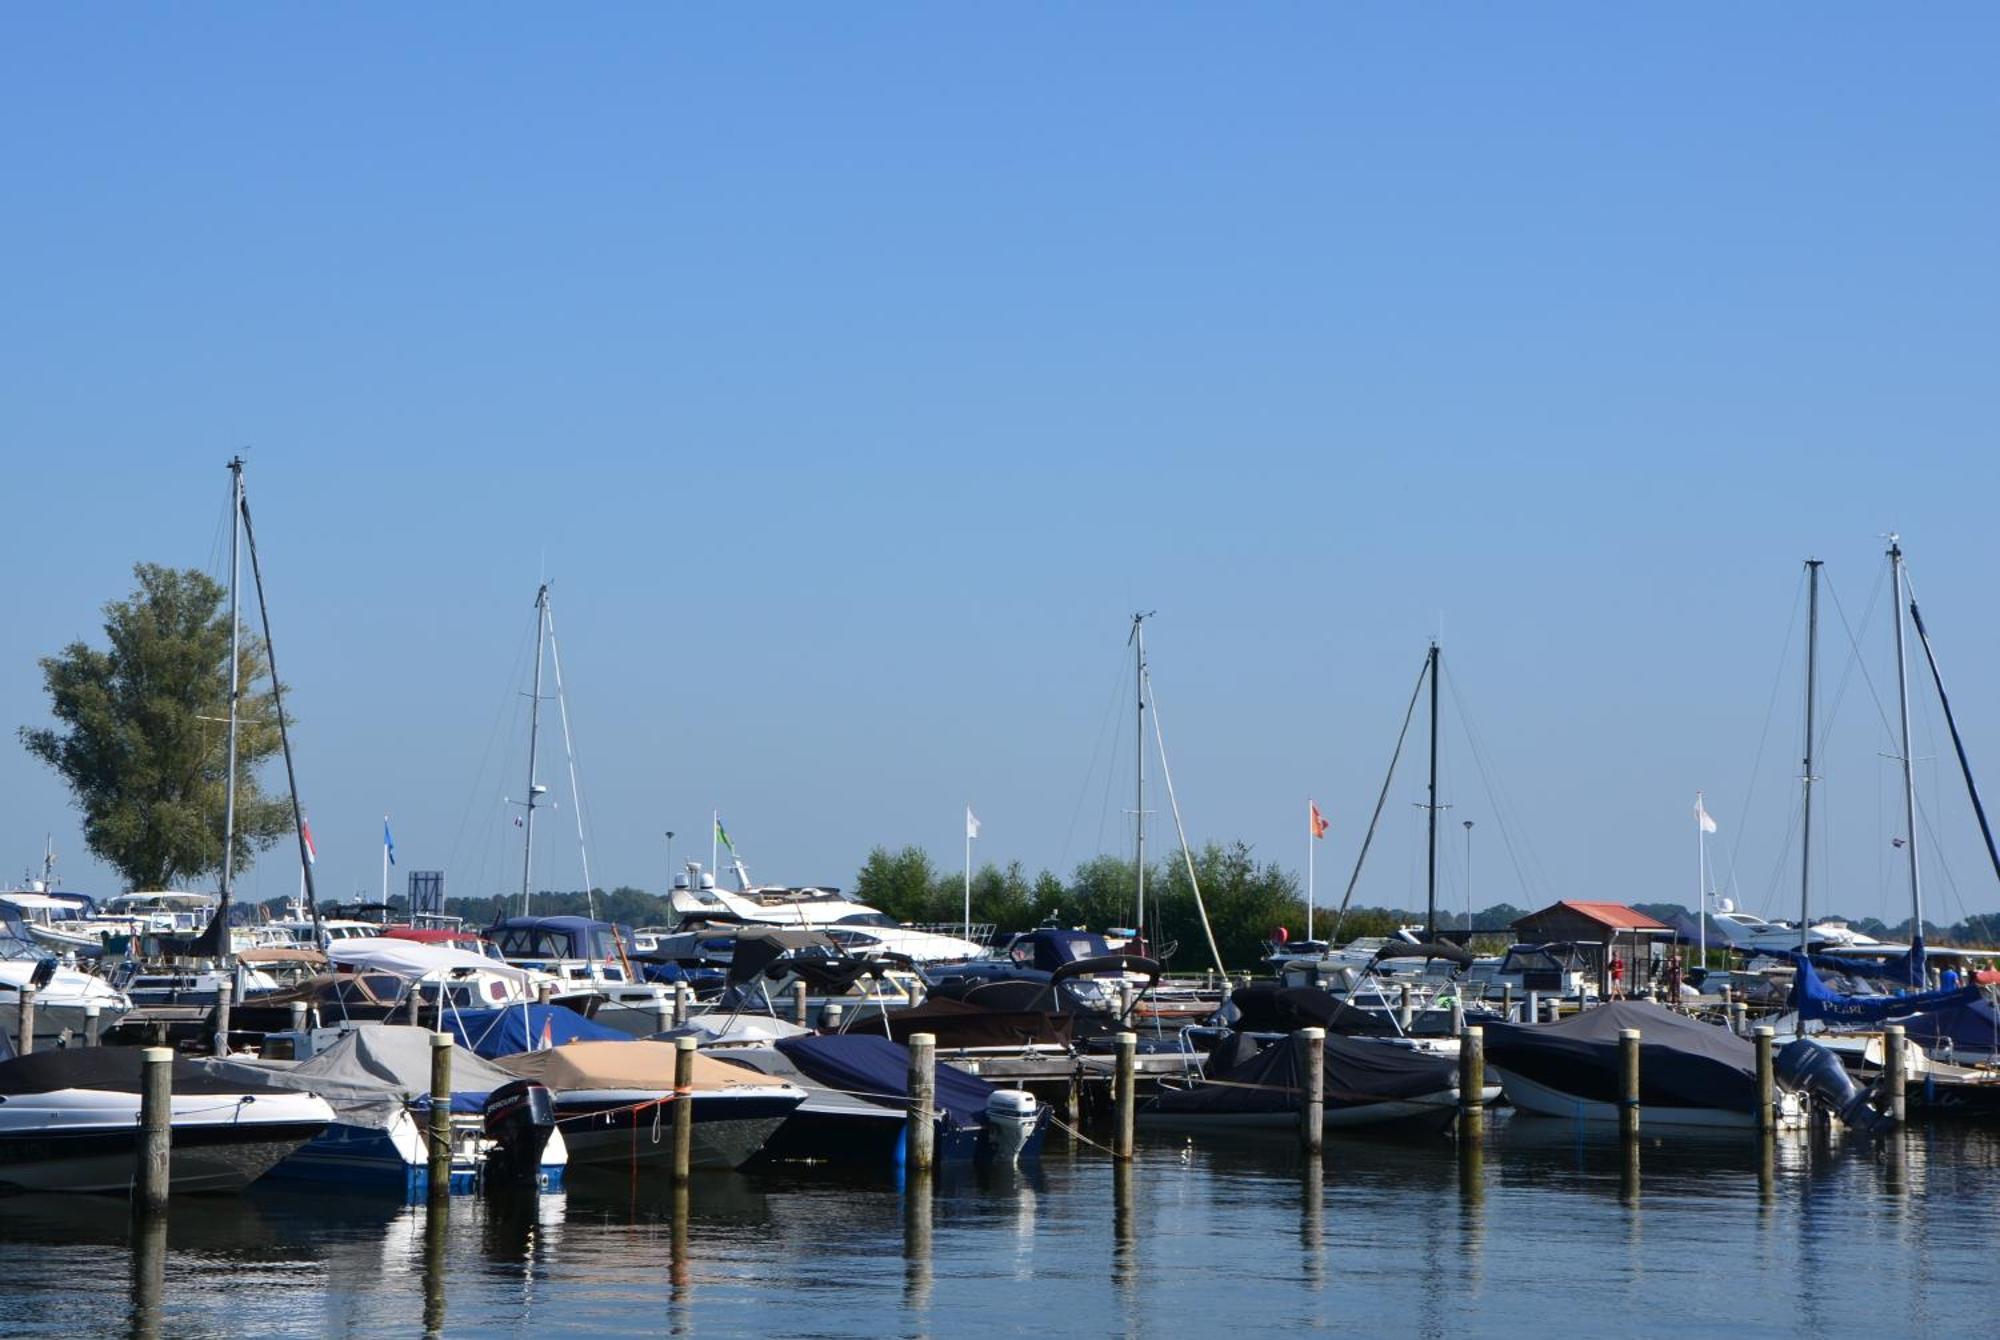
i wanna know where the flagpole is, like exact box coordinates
[964,806,973,943]
[711,809,719,878]
[1306,798,1315,943]
[1696,792,1707,973]
[382,814,390,906]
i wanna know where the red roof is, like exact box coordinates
[1519,901,1673,932]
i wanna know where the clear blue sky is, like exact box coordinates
[5,7,1998,931]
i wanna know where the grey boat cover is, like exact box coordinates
[1147,1031,1457,1117]
[197,1023,527,1127]
[1483,1000,1758,1112]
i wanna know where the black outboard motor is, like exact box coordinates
[482,1079,557,1187]
[1775,1038,1896,1133]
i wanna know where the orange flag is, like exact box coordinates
[1309,800,1329,839]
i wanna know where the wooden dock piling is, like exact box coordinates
[1884,1024,1907,1125]
[907,1032,937,1173]
[214,980,233,1057]
[1618,1028,1641,1138]
[17,985,35,1055]
[1113,1031,1137,1161]
[792,981,809,1027]
[1459,1025,1485,1140]
[1298,1026,1324,1154]
[84,999,101,1047]
[428,1033,453,1198]
[137,1046,173,1210]
[1753,1026,1775,1133]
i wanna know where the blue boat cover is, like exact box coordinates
[1787,954,1977,1025]
[1893,995,2000,1057]
[446,1005,628,1059]
[774,1033,996,1128]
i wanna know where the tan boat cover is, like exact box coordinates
[493,1040,792,1094]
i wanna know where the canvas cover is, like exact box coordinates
[1149,1031,1457,1116]
[774,1033,997,1127]
[1895,995,2000,1056]
[876,996,1075,1048]
[199,1024,525,1122]
[1484,1000,1759,1112]
[1787,953,1976,1024]
[447,1004,628,1058]
[493,1039,784,1093]
[1229,984,1397,1036]
[0,1047,296,1097]
[330,937,535,986]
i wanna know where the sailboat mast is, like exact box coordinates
[1889,539,1925,977]
[218,457,244,966]
[1799,559,1821,968]
[1131,612,1151,946]
[520,583,549,918]
[1425,641,1440,940]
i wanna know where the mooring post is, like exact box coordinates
[289,1000,308,1037]
[1526,990,1540,1026]
[792,980,809,1027]
[1754,1025,1775,1133]
[427,1033,454,1198]
[1298,1026,1325,1154]
[17,984,36,1056]
[672,1034,696,1183]
[537,980,554,1007]
[1459,1024,1486,1140]
[1501,982,1513,1021]
[824,1002,844,1032]
[1398,982,1413,1031]
[908,1032,937,1174]
[652,988,670,1036]
[1884,1024,1908,1125]
[673,982,691,1028]
[1619,1028,1642,1139]
[137,1046,173,1210]
[1114,1030,1138,1161]
[84,999,101,1047]
[213,980,233,1057]
[1729,998,1747,1039]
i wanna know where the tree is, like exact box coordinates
[21,563,294,889]
[853,845,945,923]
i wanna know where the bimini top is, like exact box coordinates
[330,937,535,986]
[494,1039,799,1095]
[487,916,634,962]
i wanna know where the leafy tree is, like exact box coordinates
[22,564,293,889]
[853,845,945,923]
[1157,841,1304,970]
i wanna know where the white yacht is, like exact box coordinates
[665,864,983,964]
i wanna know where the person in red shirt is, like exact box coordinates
[1609,954,1625,1000]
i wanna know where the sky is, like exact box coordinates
[4,7,1998,932]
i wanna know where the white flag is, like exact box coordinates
[1694,794,1718,834]
[966,807,981,839]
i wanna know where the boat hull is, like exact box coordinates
[552,1090,800,1171]
[0,1121,327,1194]
[1140,1085,1493,1136]
[1494,1067,1796,1129]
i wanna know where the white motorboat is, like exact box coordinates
[0,935,131,1043]
[0,1048,334,1194]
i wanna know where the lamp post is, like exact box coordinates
[664,831,675,890]
[1463,820,1475,934]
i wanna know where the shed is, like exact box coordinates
[1510,901,1677,997]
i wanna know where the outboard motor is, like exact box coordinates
[983,1088,1040,1166]
[482,1079,557,1187]
[1775,1038,1896,1134]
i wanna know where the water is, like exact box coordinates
[1,1118,1993,1338]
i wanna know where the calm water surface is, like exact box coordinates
[0,1117,1991,1338]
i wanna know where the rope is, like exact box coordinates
[1046,1110,1119,1156]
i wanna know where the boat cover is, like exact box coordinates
[1229,984,1397,1036]
[1894,995,2000,1056]
[198,1024,526,1120]
[875,996,1075,1048]
[0,1047,297,1096]
[1369,940,1477,968]
[1484,1000,1758,1112]
[447,1004,629,1058]
[774,1033,997,1127]
[330,938,536,985]
[1149,1032,1457,1116]
[1787,953,1978,1025]
[493,1039,786,1093]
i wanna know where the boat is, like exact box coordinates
[0,1047,334,1194]
[491,1039,805,1171]
[665,866,986,964]
[486,915,671,1035]
[0,931,132,1044]
[1141,1029,1492,1136]
[1485,1000,1803,1129]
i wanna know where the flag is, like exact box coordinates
[538,1014,553,1050]
[383,817,397,866]
[1309,800,1329,839]
[966,807,981,839]
[716,816,735,852]
[1694,795,1718,834]
[300,817,318,866]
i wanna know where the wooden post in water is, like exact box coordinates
[1501,982,1513,1021]
[1729,998,1747,1038]
[1753,1026,1775,1133]
[213,980,233,1057]
[673,1035,696,1182]
[824,1002,844,1032]
[289,1001,308,1036]
[137,1046,173,1210]
[16,985,36,1055]
[428,1033,454,1198]
[537,980,554,1007]
[673,982,691,1028]
[792,981,809,1027]
[1525,990,1540,1025]
[1459,1025,1485,1140]
[84,999,101,1047]
[907,1032,937,1174]
[652,988,670,1035]
[1618,1028,1641,1138]
[1397,982,1413,1031]
[1884,1024,1908,1125]
[1118,981,1134,1025]
[1298,1027,1324,1154]
[1113,1030,1138,1161]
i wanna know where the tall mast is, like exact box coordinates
[1799,559,1821,971]
[217,456,244,967]
[1130,612,1152,945]
[1425,641,1440,940]
[1889,538,1925,979]
[520,583,549,918]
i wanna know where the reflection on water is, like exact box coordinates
[1,1117,1997,1337]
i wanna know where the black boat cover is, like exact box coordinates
[0,1047,297,1096]
[1148,1031,1457,1116]
[1369,940,1477,968]
[1483,1000,1757,1112]
[775,1033,997,1128]
[875,996,1075,1048]
[1229,984,1398,1036]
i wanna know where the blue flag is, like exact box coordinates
[383,817,397,866]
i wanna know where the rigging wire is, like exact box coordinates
[1140,669,1228,978]
[1442,661,1552,908]
[1328,653,1428,944]
[1722,566,1806,913]
[544,599,596,921]
[1058,651,1130,880]
[444,601,539,907]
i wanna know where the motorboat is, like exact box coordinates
[1485,1000,1805,1130]
[197,1023,566,1196]
[0,934,132,1044]
[1141,1029,1493,1136]
[0,1047,334,1194]
[486,916,673,1035]
[492,1039,806,1171]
